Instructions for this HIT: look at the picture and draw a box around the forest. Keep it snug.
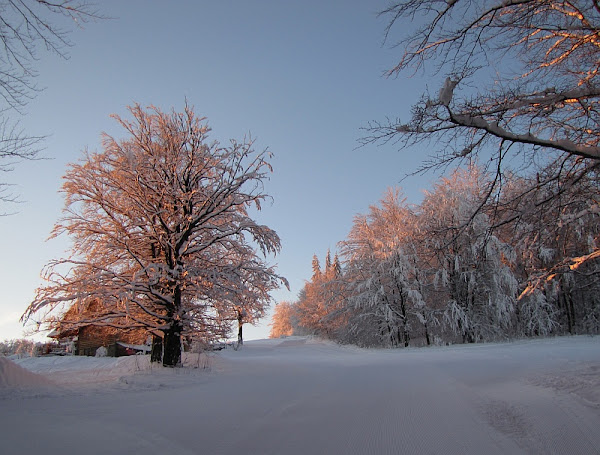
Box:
[271,165,600,347]
[270,1,600,348]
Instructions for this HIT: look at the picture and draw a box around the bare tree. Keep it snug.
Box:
[0,118,44,209]
[363,0,600,276]
[219,247,285,347]
[0,1,100,208]
[22,104,286,367]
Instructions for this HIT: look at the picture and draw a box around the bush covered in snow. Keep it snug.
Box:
[0,339,43,358]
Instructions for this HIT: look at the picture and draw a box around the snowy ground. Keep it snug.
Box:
[1,336,599,455]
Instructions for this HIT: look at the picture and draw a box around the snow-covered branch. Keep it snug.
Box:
[23,104,285,366]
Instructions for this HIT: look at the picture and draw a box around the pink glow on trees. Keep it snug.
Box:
[22,104,286,366]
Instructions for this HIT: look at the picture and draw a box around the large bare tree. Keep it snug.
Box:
[22,104,286,366]
[363,0,600,275]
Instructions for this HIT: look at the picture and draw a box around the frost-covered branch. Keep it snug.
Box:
[23,103,286,366]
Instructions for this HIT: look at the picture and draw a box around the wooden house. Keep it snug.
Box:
[48,299,151,357]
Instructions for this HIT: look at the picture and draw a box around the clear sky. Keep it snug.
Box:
[0,0,433,341]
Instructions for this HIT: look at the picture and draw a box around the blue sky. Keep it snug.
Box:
[0,0,434,341]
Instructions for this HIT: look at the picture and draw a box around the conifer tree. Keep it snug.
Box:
[311,254,321,280]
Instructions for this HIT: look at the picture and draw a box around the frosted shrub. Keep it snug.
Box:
[581,309,600,335]
[519,291,558,337]
[0,339,41,358]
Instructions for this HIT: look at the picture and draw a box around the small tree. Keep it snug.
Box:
[339,188,426,347]
[269,301,296,338]
[22,104,285,366]
[221,248,286,346]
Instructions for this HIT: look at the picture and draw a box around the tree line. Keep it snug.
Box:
[271,165,600,347]
[269,0,596,348]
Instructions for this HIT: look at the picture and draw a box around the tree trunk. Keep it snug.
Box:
[163,321,182,367]
[150,334,163,363]
[400,294,409,347]
[237,320,244,346]
[568,291,576,334]
[386,323,396,347]
[561,288,574,334]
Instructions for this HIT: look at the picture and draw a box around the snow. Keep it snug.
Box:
[438,77,458,106]
[1,336,599,454]
[0,357,54,389]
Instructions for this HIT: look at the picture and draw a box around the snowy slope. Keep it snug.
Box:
[1,336,599,454]
[0,357,54,389]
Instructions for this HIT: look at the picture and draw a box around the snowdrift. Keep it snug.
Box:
[0,357,53,388]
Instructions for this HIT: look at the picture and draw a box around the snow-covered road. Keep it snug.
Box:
[2,336,600,454]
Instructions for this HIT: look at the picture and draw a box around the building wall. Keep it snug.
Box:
[76,326,148,357]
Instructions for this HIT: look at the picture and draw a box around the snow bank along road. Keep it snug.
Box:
[1,336,600,454]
